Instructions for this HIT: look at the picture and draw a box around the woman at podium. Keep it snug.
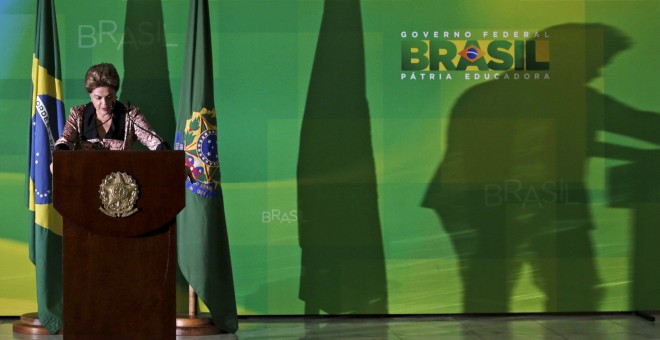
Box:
[53,63,169,151]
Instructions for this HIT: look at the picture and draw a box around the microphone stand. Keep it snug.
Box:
[125,101,169,150]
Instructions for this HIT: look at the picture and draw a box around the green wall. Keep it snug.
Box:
[1,0,659,315]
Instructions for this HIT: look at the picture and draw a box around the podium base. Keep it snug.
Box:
[176,314,221,336]
[12,312,62,335]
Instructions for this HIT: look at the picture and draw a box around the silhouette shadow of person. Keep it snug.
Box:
[423,23,660,313]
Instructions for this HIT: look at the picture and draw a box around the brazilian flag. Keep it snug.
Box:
[27,0,65,334]
[174,0,238,333]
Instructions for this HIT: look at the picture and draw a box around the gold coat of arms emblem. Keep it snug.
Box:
[99,172,139,217]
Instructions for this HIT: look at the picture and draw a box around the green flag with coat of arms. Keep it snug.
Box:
[174,0,238,333]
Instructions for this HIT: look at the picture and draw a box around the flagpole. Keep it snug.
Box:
[189,284,198,316]
[175,285,221,335]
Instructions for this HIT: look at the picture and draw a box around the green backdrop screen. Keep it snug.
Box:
[1,0,659,315]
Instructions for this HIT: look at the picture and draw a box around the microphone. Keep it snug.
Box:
[73,134,87,150]
[75,113,104,150]
[71,100,113,150]
[125,101,170,150]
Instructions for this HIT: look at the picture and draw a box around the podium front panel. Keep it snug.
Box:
[53,150,183,339]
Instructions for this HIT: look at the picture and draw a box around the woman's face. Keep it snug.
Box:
[89,86,117,116]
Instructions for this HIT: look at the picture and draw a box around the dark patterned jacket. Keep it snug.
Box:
[55,101,167,151]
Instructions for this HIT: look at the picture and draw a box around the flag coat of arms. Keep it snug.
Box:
[27,0,65,334]
[175,0,238,333]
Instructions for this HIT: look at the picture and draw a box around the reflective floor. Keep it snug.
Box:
[1,313,659,339]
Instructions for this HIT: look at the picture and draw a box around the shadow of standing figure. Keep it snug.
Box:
[120,0,176,148]
[297,0,388,315]
[423,23,660,313]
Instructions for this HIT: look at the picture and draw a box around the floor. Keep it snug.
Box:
[1,313,659,339]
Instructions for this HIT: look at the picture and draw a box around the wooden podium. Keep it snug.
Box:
[53,150,184,339]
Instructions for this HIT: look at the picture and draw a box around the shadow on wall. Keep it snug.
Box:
[608,146,660,310]
[297,0,389,315]
[423,23,660,313]
[120,0,176,149]
[120,0,188,311]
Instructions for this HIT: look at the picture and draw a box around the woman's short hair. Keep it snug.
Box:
[84,63,120,93]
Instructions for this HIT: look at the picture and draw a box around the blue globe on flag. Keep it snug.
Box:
[459,45,484,62]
